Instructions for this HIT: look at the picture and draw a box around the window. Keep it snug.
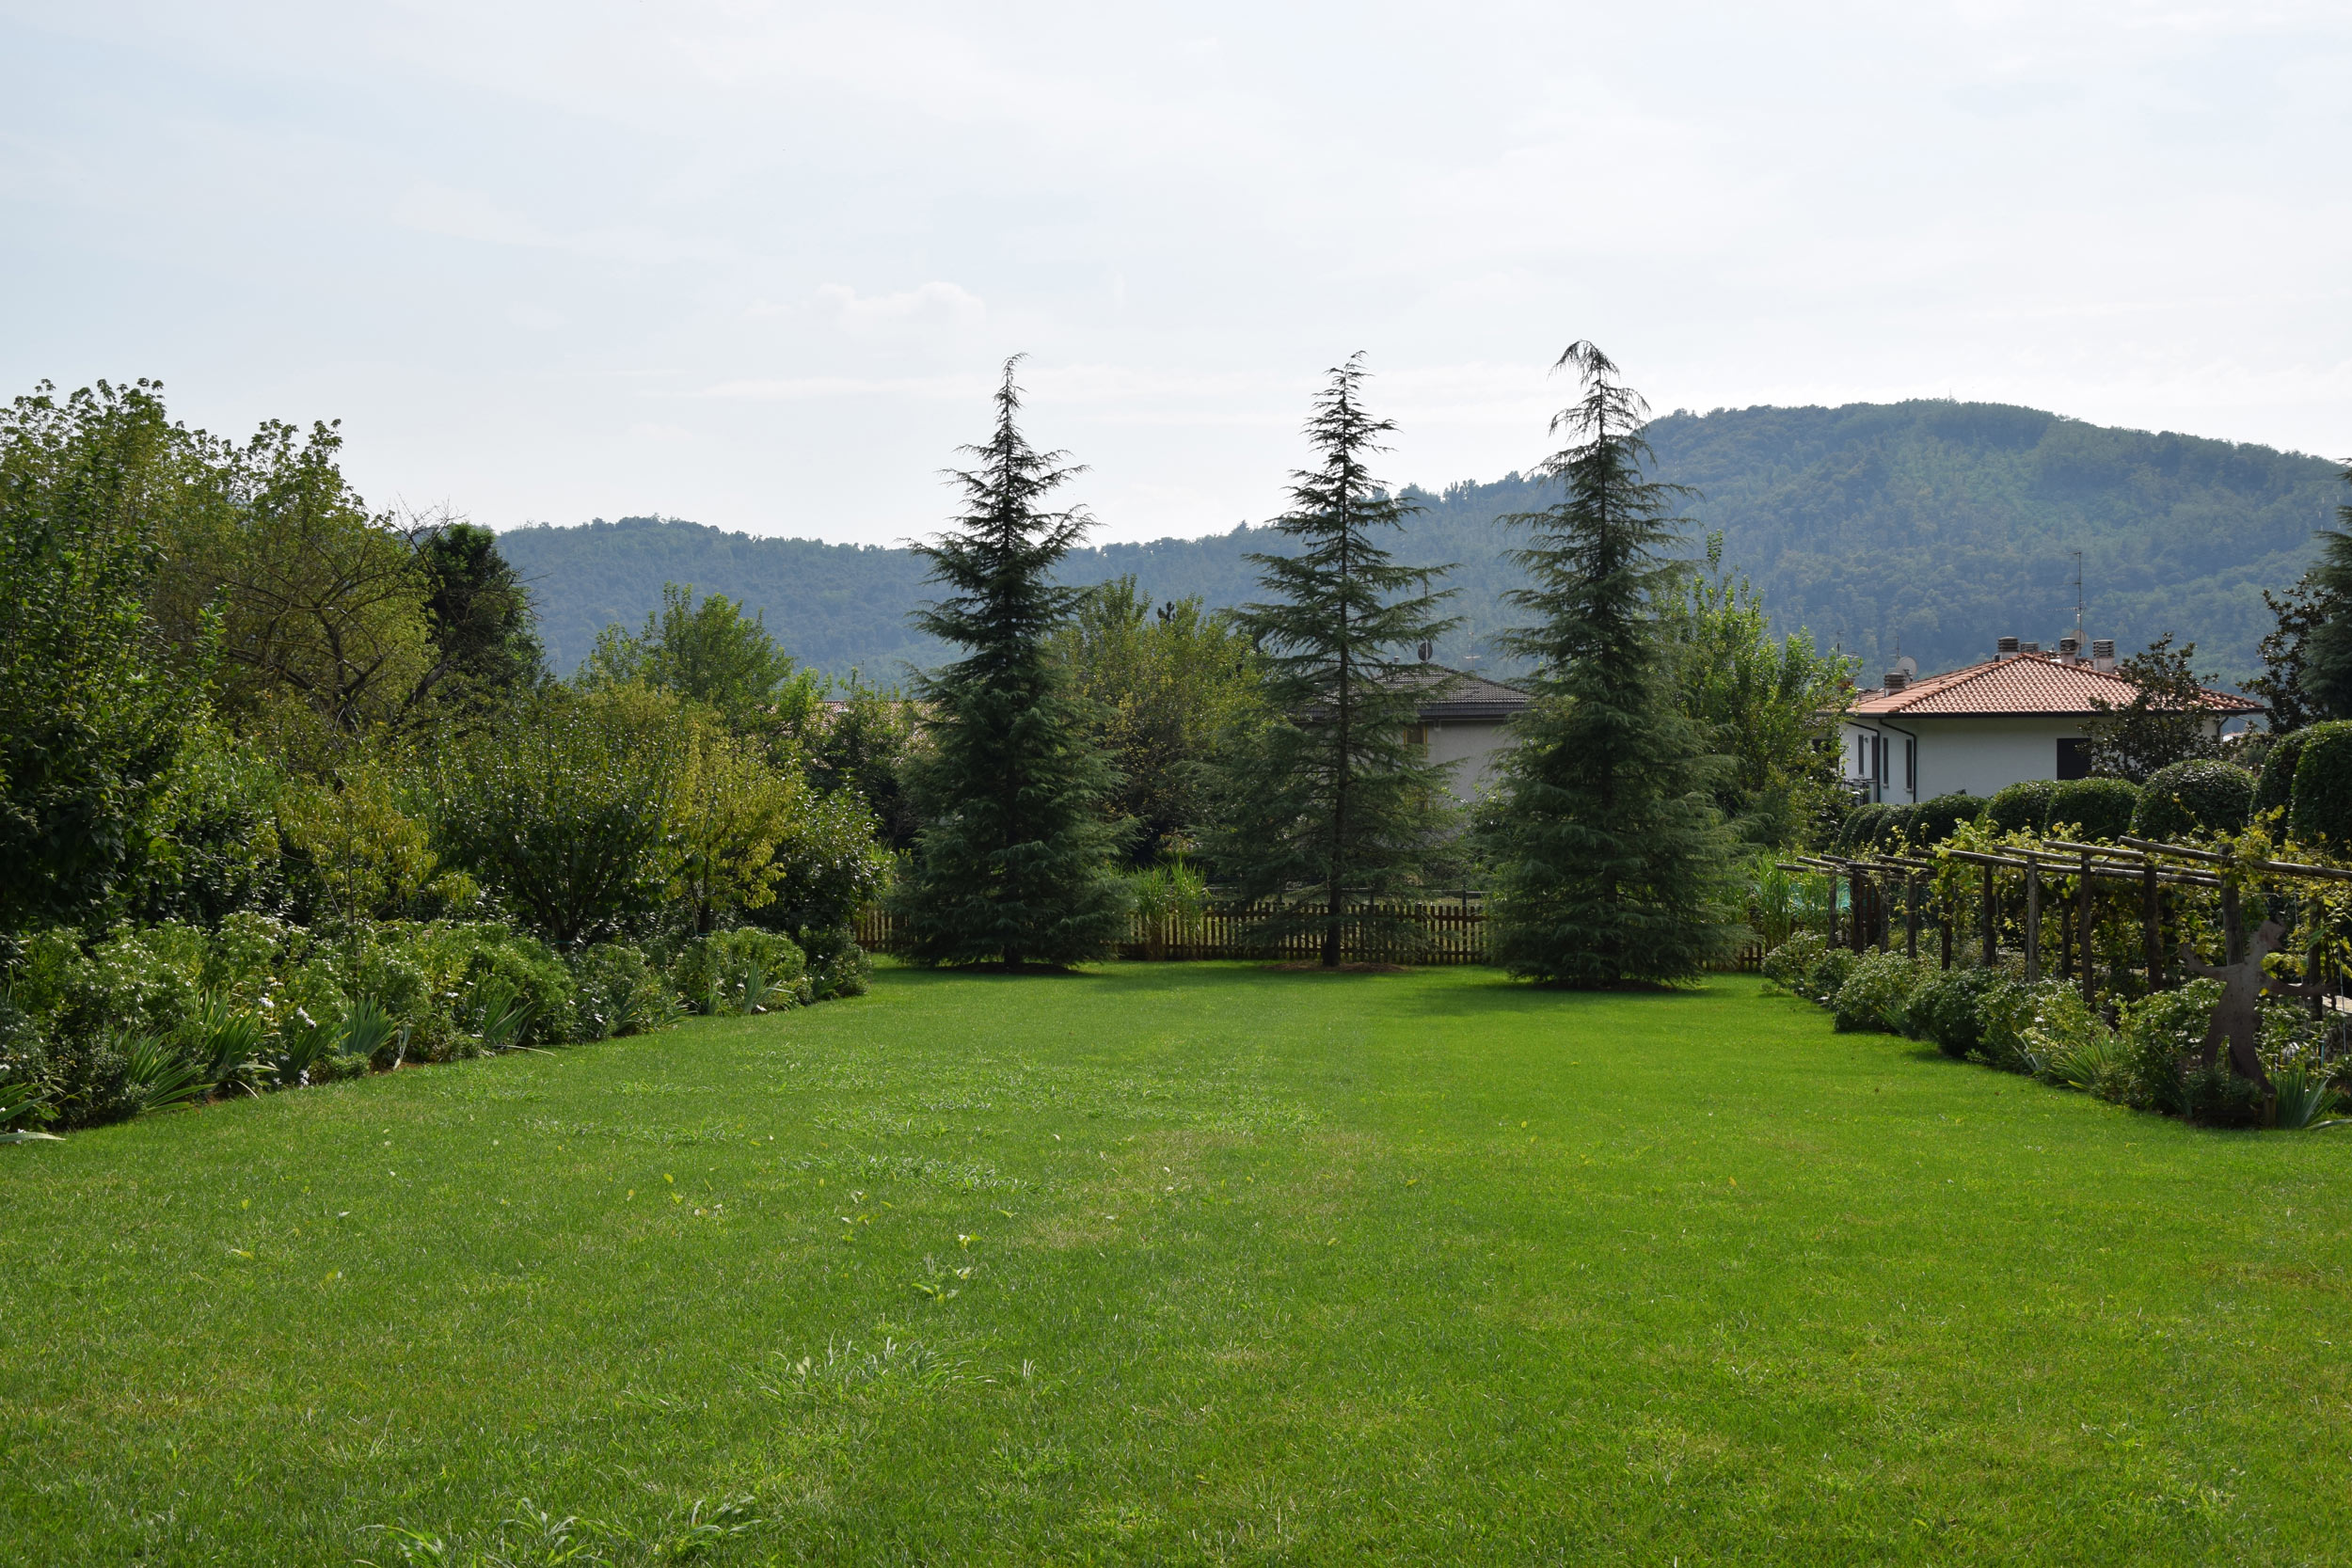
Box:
[1905,736,1915,794]
[2057,737,2090,780]
[1404,723,1429,753]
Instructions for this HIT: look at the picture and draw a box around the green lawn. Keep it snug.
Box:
[7,965,2352,1564]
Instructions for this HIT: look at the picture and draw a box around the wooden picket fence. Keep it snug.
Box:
[854,901,1764,971]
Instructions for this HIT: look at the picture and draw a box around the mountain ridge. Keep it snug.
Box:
[498,399,2345,686]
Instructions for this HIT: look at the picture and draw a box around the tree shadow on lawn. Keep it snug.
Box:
[1395,971,1742,1022]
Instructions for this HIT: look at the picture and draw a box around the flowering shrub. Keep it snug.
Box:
[1832,951,1933,1034]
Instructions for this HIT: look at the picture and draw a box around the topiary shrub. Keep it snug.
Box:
[2132,760,2255,843]
[2255,727,2312,820]
[1831,950,1932,1033]
[1906,964,2014,1059]
[1877,804,1921,849]
[2291,721,2352,850]
[1985,779,2057,835]
[1838,802,1894,851]
[1910,793,1981,847]
[2047,777,2140,843]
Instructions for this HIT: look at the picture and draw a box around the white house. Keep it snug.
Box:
[1391,665,1534,801]
[1840,635,2261,803]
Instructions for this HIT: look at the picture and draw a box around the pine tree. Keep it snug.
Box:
[1487,342,1740,986]
[1206,354,1457,966]
[897,358,1129,969]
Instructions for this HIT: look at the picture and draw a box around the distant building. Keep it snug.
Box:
[1390,665,1534,802]
[1840,635,2261,803]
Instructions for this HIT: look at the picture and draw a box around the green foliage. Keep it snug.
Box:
[740,787,885,1000]
[566,942,675,1041]
[2084,634,2227,783]
[1837,802,1894,850]
[0,380,199,933]
[1804,945,1859,1005]
[800,678,923,850]
[673,928,807,1016]
[1758,932,1827,994]
[1910,793,1983,847]
[2047,777,2140,842]
[1486,344,1740,986]
[1053,577,1264,863]
[130,719,290,927]
[897,361,1131,969]
[411,517,545,707]
[2293,471,2352,721]
[1659,532,1853,847]
[2289,721,2352,850]
[1984,780,2056,834]
[426,689,681,947]
[1206,355,1459,964]
[1831,950,1931,1033]
[2254,726,2311,818]
[1907,965,2014,1059]
[580,581,818,731]
[2131,759,2254,843]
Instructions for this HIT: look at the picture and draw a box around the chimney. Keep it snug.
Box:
[2058,634,2081,662]
[2092,638,2115,673]
[1883,670,1909,692]
[1997,635,2021,657]
[2020,641,2042,655]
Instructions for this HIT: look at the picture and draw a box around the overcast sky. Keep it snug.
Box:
[4,1,2346,546]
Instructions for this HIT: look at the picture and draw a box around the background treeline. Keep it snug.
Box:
[501,400,2344,684]
[0,381,893,1138]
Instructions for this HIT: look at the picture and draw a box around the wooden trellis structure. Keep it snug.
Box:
[1780,835,2352,1018]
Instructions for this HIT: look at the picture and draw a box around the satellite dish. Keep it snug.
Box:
[1896,656,1918,678]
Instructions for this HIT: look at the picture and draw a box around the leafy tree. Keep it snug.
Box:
[580,581,818,732]
[0,380,200,933]
[1053,577,1264,863]
[2263,465,2352,725]
[1485,342,1740,987]
[668,715,806,935]
[409,515,545,708]
[790,674,925,851]
[1660,531,1853,847]
[897,358,1130,969]
[743,787,892,999]
[2085,633,2226,782]
[425,688,681,946]
[149,417,435,746]
[1204,354,1458,965]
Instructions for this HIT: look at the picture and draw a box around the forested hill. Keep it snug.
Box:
[500,400,2346,685]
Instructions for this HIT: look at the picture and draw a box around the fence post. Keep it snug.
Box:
[2141,861,2163,992]
[2078,849,2095,1010]
[2024,855,2042,983]
[1981,864,1996,968]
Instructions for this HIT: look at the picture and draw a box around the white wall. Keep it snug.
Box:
[1842,716,2089,802]
[1427,720,1514,801]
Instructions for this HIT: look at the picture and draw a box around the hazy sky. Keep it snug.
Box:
[4,1,2346,546]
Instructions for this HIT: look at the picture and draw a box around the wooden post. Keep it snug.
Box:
[1905,875,1919,960]
[2025,855,2042,983]
[2141,862,2163,992]
[1981,864,1996,967]
[1939,880,1953,970]
[2221,879,2244,965]
[2078,849,2095,1009]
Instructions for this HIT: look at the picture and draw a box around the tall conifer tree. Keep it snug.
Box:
[1207,354,1457,966]
[898,358,1129,968]
[1487,342,1739,986]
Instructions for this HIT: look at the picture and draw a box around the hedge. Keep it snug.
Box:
[2292,722,2352,850]
[1984,779,2056,834]
[2047,777,2141,842]
[2255,727,2312,818]
[1911,792,1982,847]
[2132,760,2254,843]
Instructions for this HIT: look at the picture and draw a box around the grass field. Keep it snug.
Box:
[7,964,2352,1564]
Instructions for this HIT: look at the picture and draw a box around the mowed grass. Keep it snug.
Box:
[7,967,2352,1564]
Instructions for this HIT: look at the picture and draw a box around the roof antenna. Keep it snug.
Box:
[2072,549,2086,647]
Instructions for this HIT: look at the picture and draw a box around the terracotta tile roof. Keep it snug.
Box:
[1847,654,2262,719]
